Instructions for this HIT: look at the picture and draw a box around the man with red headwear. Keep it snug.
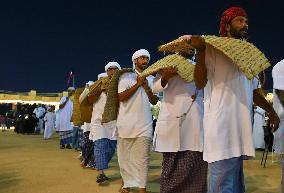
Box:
[219,6,248,39]
[180,7,279,193]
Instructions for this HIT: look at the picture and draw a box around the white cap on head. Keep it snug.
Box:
[272,59,284,90]
[97,72,108,80]
[132,49,150,69]
[67,87,75,91]
[86,81,94,86]
[105,62,121,72]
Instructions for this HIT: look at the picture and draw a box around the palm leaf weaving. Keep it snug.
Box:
[158,35,270,80]
[72,87,84,126]
[140,54,195,82]
[101,68,134,123]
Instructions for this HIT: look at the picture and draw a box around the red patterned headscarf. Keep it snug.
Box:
[219,7,248,37]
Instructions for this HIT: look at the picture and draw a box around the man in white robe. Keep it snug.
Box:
[43,106,56,139]
[152,56,207,192]
[57,87,74,149]
[272,59,284,192]
[180,7,279,193]
[88,62,121,183]
[33,104,46,134]
[117,49,159,193]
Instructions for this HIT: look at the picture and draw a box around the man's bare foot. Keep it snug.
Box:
[119,183,130,193]
[120,188,130,193]
[139,188,147,193]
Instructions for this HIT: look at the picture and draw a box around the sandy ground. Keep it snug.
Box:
[0,129,282,193]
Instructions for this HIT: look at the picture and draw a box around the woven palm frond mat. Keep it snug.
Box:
[80,77,111,123]
[140,54,195,82]
[101,68,134,123]
[78,79,102,122]
[100,77,111,93]
[88,78,103,94]
[79,92,93,123]
[72,87,84,126]
[159,35,271,80]
[80,79,102,107]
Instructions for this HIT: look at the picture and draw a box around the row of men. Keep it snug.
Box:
[55,6,284,193]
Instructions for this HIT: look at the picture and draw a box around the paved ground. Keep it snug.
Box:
[0,129,282,193]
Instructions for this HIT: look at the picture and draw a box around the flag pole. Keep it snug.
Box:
[73,74,75,88]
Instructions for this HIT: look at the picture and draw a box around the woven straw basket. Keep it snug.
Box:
[159,35,271,80]
[140,54,195,82]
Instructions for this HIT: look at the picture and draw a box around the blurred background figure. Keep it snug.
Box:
[0,114,6,131]
[43,106,56,140]
[253,106,266,149]
[33,104,46,134]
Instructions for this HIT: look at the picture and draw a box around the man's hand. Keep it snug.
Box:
[253,89,280,132]
[59,97,69,109]
[268,111,280,132]
[160,67,177,81]
[190,36,206,51]
[159,67,178,88]
[179,35,205,51]
[118,76,146,102]
[136,76,146,86]
[178,35,192,41]
[142,79,149,90]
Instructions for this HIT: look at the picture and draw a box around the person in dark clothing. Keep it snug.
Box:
[24,113,38,134]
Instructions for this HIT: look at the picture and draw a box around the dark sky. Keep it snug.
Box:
[1,0,283,92]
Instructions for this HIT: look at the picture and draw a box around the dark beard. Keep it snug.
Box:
[140,63,148,70]
[230,27,248,40]
[136,63,147,72]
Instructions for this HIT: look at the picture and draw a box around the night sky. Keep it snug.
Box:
[1,0,283,92]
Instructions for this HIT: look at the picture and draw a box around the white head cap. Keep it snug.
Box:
[97,72,108,80]
[67,87,75,91]
[105,62,121,72]
[272,59,284,90]
[86,81,94,87]
[131,49,150,69]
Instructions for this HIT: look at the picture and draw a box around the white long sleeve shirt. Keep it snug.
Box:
[116,72,154,138]
[203,45,259,163]
[272,59,284,154]
[90,92,117,141]
[57,96,73,131]
[153,75,204,152]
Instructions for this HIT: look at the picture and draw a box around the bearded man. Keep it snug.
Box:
[116,49,159,193]
[180,7,279,193]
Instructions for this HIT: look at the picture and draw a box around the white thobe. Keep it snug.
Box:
[203,45,259,163]
[252,107,265,148]
[272,59,284,154]
[56,96,73,131]
[116,72,154,138]
[33,107,46,132]
[90,92,117,141]
[43,112,56,139]
[82,122,91,133]
[153,75,204,152]
[33,107,46,119]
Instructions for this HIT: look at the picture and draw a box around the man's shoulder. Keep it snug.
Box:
[273,59,284,76]
[119,72,136,80]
